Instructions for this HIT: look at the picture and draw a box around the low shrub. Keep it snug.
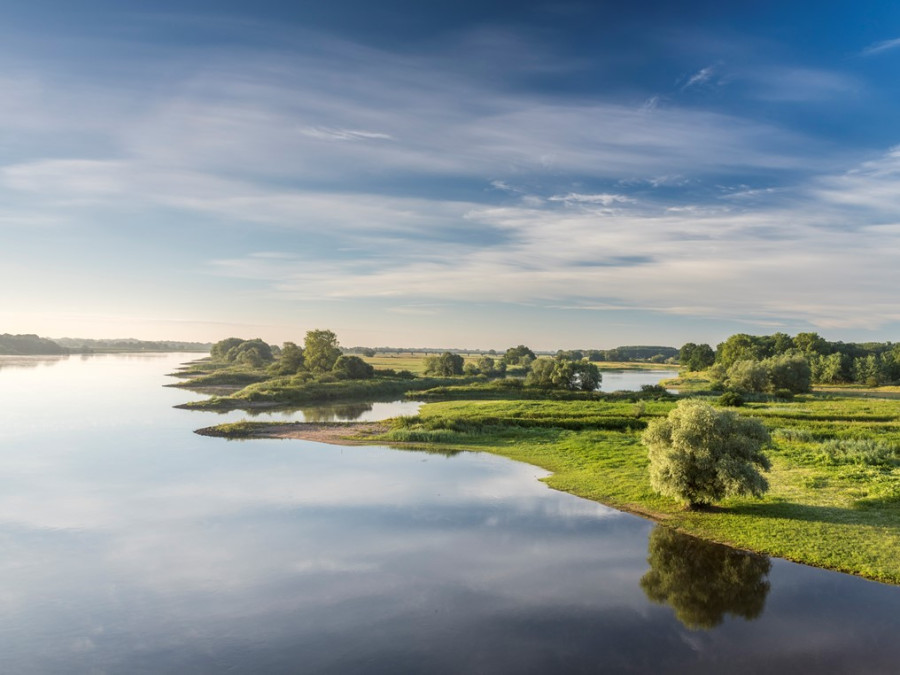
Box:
[814,439,900,467]
[718,391,745,407]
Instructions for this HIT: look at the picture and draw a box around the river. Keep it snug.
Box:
[1,353,898,673]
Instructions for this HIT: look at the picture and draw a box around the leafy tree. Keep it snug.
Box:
[424,351,465,376]
[725,359,769,393]
[332,355,375,380]
[360,348,377,358]
[771,332,795,355]
[270,341,304,375]
[526,358,556,387]
[210,337,245,361]
[715,334,764,369]
[235,347,265,367]
[573,360,601,391]
[476,355,502,376]
[526,356,600,391]
[793,332,829,357]
[503,344,536,365]
[766,354,811,393]
[852,353,890,386]
[640,526,771,630]
[216,338,274,365]
[810,352,847,384]
[679,343,715,371]
[304,330,342,373]
[642,400,771,508]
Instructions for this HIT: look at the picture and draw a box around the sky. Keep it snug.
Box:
[3,0,900,350]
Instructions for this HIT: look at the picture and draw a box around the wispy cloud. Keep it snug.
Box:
[861,36,900,56]
[682,65,717,90]
[548,193,633,206]
[298,127,394,141]
[200,143,900,331]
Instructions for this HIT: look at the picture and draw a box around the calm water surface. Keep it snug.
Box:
[1,354,899,674]
[598,368,677,392]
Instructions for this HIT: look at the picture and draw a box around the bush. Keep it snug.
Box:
[718,391,744,407]
[815,439,899,467]
[332,355,375,380]
[424,352,465,376]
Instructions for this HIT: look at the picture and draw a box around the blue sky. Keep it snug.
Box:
[3,1,900,349]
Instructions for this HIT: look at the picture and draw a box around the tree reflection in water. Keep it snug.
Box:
[640,525,771,630]
[299,402,373,423]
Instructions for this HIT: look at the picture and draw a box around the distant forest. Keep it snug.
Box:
[0,334,211,355]
[0,334,68,355]
[346,345,679,362]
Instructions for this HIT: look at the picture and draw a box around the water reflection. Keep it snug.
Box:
[209,399,424,424]
[597,369,677,392]
[291,401,374,422]
[640,526,771,630]
[0,355,69,371]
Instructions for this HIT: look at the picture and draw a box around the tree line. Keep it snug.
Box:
[679,332,900,392]
[210,331,377,382]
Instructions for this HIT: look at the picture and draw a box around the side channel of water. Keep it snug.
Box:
[0,354,898,674]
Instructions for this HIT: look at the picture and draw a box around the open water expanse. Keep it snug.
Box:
[2,353,900,674]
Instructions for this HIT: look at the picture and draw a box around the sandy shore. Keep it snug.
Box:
[196,422,388,445]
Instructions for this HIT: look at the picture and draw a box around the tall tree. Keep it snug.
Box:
[304,330,342,373]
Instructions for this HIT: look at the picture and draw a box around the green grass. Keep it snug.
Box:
[369,394,900,584]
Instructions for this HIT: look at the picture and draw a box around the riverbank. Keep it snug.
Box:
[198,394,900,585]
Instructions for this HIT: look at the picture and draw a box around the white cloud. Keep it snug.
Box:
[682,65,716,89]
[298,126,394,141]
[861,36,900,56]
[201,144,900,331]
[548,192,633,206]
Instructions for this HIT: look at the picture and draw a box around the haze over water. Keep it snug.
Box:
[0,353,898,673]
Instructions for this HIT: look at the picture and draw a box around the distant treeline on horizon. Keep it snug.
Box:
[0,334,212,355]
[345,345,679,362]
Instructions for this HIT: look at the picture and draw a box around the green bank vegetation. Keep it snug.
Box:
[177,333,671,410]
[362,392,900,583]
[185,329,900,583]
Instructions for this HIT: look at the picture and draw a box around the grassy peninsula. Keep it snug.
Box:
[184,331,900,584]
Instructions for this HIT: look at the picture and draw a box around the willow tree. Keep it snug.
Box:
[642,399,771,509]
